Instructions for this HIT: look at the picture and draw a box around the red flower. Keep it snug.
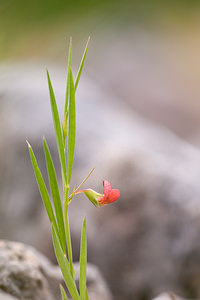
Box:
[76,180,120,207]
[97,180,120,206]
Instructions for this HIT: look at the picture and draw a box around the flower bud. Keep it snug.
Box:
[82,189,103,207]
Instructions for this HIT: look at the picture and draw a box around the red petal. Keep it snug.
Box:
[107,189,120,203]
[99,189,120,206]
[103,180,111,197]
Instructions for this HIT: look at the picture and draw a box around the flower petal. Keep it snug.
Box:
[108,189,120,203]
[98,189,120,206]
[103,180,111,197]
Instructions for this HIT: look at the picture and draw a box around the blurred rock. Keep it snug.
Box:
[0,291,19,300]
[152,292,189,300]
[0,240,112,300]
[1,64,200,299]
[0,240,58,300]
[91,34,200,146]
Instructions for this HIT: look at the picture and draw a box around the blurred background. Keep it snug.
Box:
[2,0,200,142]
[1,1,200,299]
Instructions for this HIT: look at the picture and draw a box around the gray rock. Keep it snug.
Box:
[0,291,19,300]
[0,240,112,300]
[152,292,190,300]
[2,63,200,299]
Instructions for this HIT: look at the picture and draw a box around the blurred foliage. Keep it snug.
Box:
[0,0,200,60]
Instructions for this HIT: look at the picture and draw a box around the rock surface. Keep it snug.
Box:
[0,291,19,300]
[1,64,200,299]
[0,240,112,300]
[152,292,189,300]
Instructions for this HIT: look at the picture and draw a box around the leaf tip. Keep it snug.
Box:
[26,140,31,148]
[46,69,50,81]
[42,137,47,149]
[83,216,86,226]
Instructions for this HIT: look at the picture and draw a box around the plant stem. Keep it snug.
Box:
[64,188,74,278]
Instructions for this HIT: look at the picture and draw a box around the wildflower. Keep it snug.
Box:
[76,180,120,207]
[98,180,120,206]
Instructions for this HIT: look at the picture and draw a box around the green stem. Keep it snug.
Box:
[64,191,74,278]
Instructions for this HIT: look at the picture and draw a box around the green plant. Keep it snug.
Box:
[27,38,120,300]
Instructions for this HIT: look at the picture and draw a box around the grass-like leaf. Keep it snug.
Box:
[43,138,66,253]
[60,284,69,300]
[67,68,76,186]
[79,217,87,300]
[52,224,80,300]
[75,37,90,91]
[47,70,67,185]
[63,37,89,143]
[64,37,72,116]
[62,111,68,142]
[27,141,59,237]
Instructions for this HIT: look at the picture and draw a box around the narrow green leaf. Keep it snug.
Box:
[67,69,76,185]
[27,141,59,235]
[52,224,80,300]
[46,70,67,185]
[75,37,90,91]
[80,217,87,300]
[43,138,66,253]
[64,37,72,115]
[62,111,68,142]
[60,285,69,300]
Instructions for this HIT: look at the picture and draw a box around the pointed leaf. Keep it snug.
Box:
[67,69,76,185]
[60,285,69,300]
[43,138,66,252]
[27,142,59,236]
[46,70,67,184]
[52,224,80,300]
[80,217,87,300]
[75,37,90,91]
[64,37,72,115]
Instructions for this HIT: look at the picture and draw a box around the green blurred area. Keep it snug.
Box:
[1,0,200,61]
